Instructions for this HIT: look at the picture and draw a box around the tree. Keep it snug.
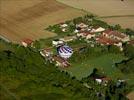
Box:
[114,24,121,30]
[125,28,134,36]
[123,44,134,58]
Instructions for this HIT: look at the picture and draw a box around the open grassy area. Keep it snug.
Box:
[65,53,127,80]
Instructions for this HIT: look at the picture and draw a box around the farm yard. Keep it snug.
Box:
[57,0,134,29]
[0,0,85,43]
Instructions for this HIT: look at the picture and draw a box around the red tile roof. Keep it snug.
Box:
[103,29,112,34]
[80,31,94,36]
[97,35,120,45]
[104,30,126,39]
[22,39,33,45]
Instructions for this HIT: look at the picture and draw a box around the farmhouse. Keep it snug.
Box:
[59,23,68,32]
[91,26,105,33]
[95,77,111,86]
[76,23,88,31]
[103,30,129,42]
[21,38,33,47]
[60,35,77,42]
[40,48,53,57]
[77,31,95,39]
[96,35,122,46]
[52,55,70,67]
[52,39,64,47]
[86,33,96,39]
[77,31,89,38]
[60,23,68,28]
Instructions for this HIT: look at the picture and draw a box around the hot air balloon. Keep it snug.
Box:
[57,45,73,59]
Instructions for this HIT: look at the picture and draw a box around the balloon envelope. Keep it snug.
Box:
[58,45,73,59]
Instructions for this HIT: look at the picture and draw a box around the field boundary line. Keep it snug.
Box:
[99,15,134,18]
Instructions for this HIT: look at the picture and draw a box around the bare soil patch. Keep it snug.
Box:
[127,92,134,100]
[100,17,134,29]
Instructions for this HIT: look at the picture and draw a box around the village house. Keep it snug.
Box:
[60,23,68,32]
[103,30,130,42]
[60,35,77,42]
[74,29,79,33]
[96,35,123,50]
[77,31,89,38]
[52,55,70,67]
[77,31,95,39]
[52,39,64,47]
[60,23,68,28]
[91,26,105,33]
[95,77,111,86]
[21,38,33,47]
[40,48,53,62]
[86,32,96,40]
[61,28,67,32]
[76,23,88,31]
[40,48,53,58]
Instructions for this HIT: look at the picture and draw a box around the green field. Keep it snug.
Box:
[65,54,127,80]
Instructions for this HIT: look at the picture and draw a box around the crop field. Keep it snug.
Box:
[100,17,134,29]
[0,0,85,43]
[57,0,134,29]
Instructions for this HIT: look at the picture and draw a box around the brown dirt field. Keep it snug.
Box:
[101,17,134,29]
[57,0,134,29]
[127,91,134,100]
[0,0,85,43]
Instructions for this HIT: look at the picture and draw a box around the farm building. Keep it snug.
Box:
[77,31,95,39]
[76,23,88,31]
[52,55,70,67]
[95,77,111,86]
[40,48,53,57]
[60,23,68,28]
[103,30,130,42]
[60,35,77,42]
[91,26,105,33]
[21,38,33,47]
[52,39,64,47]
[96,35,122,46]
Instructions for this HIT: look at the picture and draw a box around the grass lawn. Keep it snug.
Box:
[65,53,127,80]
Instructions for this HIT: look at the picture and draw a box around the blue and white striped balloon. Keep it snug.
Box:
[58,45,73,59]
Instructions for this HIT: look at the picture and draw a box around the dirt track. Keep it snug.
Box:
[0,0,85,43]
